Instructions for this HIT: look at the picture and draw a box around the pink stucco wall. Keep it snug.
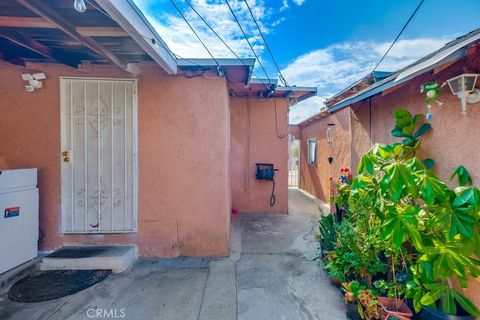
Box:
[230,98,289,214]
[0,61,231,258]
[299,108,351,203]
[288,124,300,138]
[299,54,480,201]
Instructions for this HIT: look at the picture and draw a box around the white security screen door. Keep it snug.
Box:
[60,78,138,233]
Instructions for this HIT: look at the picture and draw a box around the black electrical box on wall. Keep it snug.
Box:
[255,163,277,181]
[255,163,279,207]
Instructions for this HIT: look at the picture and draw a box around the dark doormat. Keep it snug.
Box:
[8,270,111,302]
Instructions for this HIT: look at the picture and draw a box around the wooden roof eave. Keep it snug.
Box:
[14,0,139,74]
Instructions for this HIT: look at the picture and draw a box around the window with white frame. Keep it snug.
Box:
[307,139,317,164]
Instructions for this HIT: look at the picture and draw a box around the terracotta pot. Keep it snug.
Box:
[378,297,413,320]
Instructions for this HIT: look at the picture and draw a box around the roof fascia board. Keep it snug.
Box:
[328,78,396,113]
[95,0,177,75]
[177,58,255,67]
[395,32,480,82]
[178,58,255,85]
[395,48,466,83]
[249,78,278,87]
[276,86,317,92]
[328,46,467,114]
[296,109,328,126]
[297,91,317,102]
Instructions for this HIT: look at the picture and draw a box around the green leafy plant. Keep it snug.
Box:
[324,216,387,286]
[316,214,337,256]
[342,281,380,319]
[351,108,480,317]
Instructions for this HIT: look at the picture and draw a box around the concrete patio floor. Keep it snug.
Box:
[0,188,346,320]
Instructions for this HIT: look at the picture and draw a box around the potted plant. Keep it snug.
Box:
[374,280,412,320]
[324,217,387,287]
[343,281,381,319]
[349,109,480,319]
[320,108,480,319]
[333,168,353,223]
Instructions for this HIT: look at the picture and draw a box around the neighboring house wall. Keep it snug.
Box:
[230,98,289,214]
[297,53,480,305]
[288,124,300,138]
[0,61,231,258]
[299,108,351,203]
[298,53,480,204]
[350,56,480,187]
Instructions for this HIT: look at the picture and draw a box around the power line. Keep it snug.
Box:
[224,0,272,85]
[182,0,269,87]
[242,0,290,88]
[85,0,206,68]
[372,0,425,72]
[168,0,221,69]
[84,0,269,93]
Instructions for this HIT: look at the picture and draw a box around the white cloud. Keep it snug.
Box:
[133,0,273,59]
[289,96,325,124]
[132,1,452,124]
[292,0,306,5]
[280,0,306,11]
[285,36,453,123]
[283,37,451,93]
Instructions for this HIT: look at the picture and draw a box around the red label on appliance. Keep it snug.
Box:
[4,207,20,218]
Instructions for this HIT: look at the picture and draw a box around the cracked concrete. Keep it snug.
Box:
[236,189,346,320]
[0,188,345,320]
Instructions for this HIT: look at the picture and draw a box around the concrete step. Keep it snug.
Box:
[39,246,137,273]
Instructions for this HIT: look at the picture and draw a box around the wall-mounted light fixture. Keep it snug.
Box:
[446,73,479,115]
[21,73,46,92]
[327,123,335,148]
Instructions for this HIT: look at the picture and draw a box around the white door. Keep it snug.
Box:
[60,78,138,233]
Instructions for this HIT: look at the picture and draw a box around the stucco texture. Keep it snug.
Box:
[348,56,480,188]
[298,108,351,204]
[230,98,289,214]
[0,61,231,258]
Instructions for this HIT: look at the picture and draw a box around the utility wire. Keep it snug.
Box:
[372,0,425,72]
[224,0,272,85]
[85,0,270,94]
[85,0,207,69]
[273,99,286,139]
[169,0,221,68]
[327,0,425,104]
[242,0,290,89]
[183,0,269,87]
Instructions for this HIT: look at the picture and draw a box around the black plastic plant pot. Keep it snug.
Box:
[346,303,362,320]
[334,203,346,224]
[413,306,475,320]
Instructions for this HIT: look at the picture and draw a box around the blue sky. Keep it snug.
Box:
[132,0,480,123]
